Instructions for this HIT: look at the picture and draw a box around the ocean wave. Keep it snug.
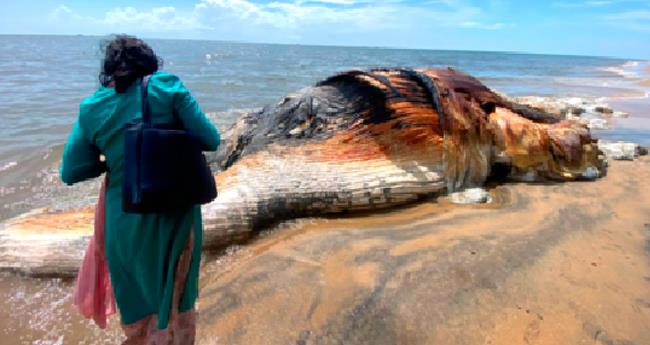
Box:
[623,61,640,68]
[0,161,17,172]
[598,60,642,79]
[206,107,262,121]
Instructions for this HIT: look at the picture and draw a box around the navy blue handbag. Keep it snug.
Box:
[122,76,217,213]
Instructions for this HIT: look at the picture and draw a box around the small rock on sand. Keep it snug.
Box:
[598,140,648,161]
[582,117,608,129]
[514,96,627,124]
[449,188,492,204]
[513,96,579,118]
[594,106,613,115]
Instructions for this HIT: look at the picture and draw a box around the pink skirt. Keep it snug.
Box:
[73,176,197,344]
[73,176,116,329]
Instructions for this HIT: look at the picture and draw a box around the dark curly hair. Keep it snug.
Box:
[99,35,162,93]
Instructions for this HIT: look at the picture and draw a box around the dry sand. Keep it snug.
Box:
[196,158,650,345]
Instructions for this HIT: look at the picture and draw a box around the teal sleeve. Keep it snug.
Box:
[173,79,220,151]
[59,118,106,185]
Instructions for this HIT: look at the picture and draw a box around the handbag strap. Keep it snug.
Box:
[140,74,181,125]
[141,75,152,124]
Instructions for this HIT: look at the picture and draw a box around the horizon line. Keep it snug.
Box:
[0,33,644,62]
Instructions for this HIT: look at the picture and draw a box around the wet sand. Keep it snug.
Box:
[196,158,650,345]
[0,272,124,344]
[594,97,650,146]
[642,66,650,87]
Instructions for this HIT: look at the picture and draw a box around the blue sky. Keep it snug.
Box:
[1,0,649,59]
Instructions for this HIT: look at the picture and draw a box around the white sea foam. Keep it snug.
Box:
[598,60,641,79]
[623,61,640,68]
[0,161,17,172]
[514,94,636,130]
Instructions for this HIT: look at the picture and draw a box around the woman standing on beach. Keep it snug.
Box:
[60,35,220,344]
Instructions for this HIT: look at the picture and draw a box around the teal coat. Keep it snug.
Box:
[60,72,220,329]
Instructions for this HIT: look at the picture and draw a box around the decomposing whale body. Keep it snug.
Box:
[0,68,605,275]
[202,68,604,243]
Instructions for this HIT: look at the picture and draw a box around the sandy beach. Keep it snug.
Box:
[195,157,650,345]
[0,35,648,344]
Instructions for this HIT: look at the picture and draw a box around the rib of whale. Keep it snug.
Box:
[0,68,605,276]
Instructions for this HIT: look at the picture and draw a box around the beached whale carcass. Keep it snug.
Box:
[202,68,605,241]
[0,68,605,275]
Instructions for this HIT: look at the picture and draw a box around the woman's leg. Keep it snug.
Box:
[120,229,196,345]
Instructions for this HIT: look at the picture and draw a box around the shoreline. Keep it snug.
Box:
[594,96,650,146]
[637,63,650,89]
[639,65,650,87]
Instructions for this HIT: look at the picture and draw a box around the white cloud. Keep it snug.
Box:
[296,0,357,4]
[194,0,508,31]
[552,1,613,8]
[459,21,508,30]
[552,0,650,8]
[102,7,204,31]
[607,10,650,20]
[44,0,511,43]
[48,5,74,18]
[47,4,206,34]
[605,10,650,31]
